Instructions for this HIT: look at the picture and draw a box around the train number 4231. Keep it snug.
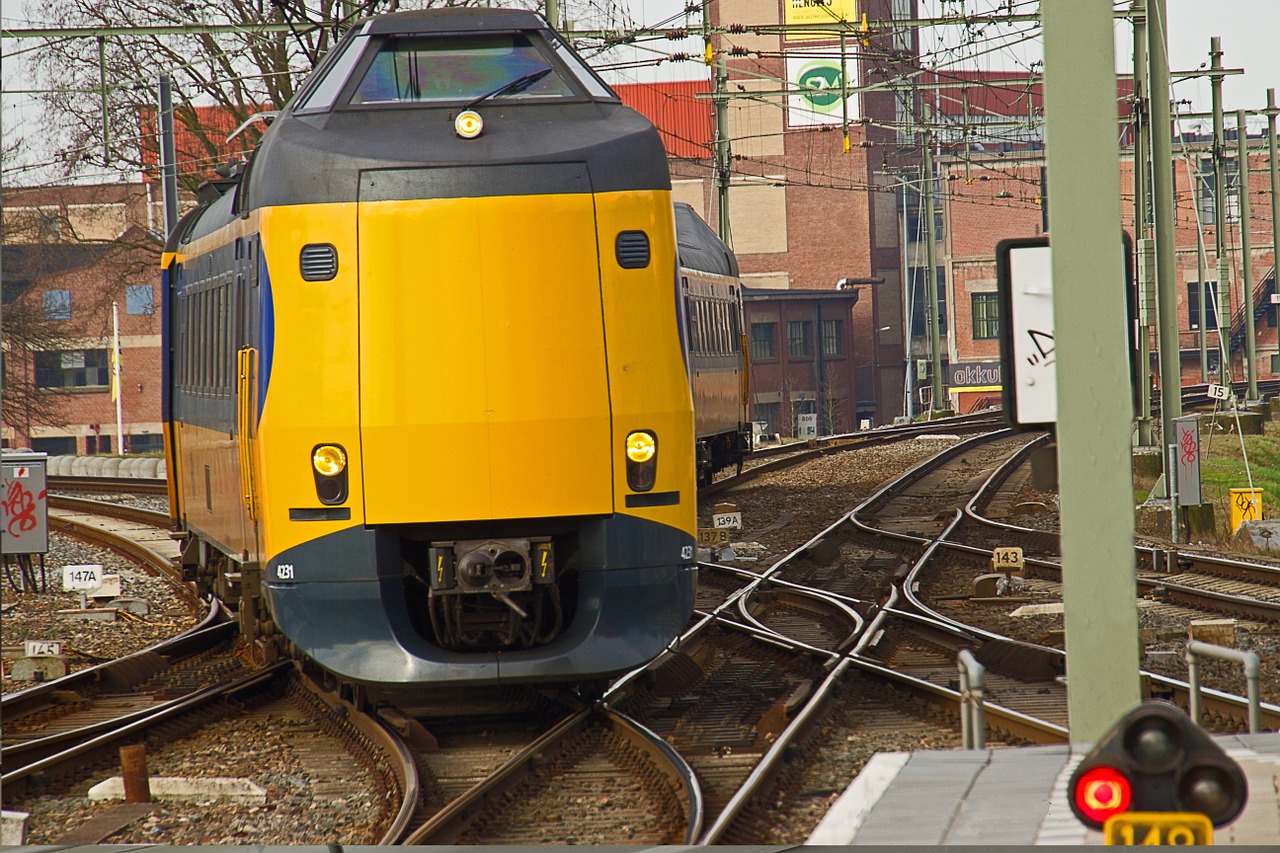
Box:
[1103,812,1212,846]
[276,564,295,580]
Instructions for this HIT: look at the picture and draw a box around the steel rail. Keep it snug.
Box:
[2,600,227,718]
[2,662,291,794]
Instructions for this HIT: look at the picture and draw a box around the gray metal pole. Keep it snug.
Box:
[1269,89,1280,366]
[922,124,944,413]
[1043,0,1142,743]
[1210,38,1233,380]
[713,60,732,246]
[158,75,179,237]
[1237,109,1257,399]
[1148,0,1181,458]
[1132,0,1154,445]
[1198,240,1209,379]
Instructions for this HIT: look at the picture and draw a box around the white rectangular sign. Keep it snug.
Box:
[62,564,103,591]
[1207,383,1232,401]
[24,640,64,657]
[712,512,743,530]
[786,49,858,127]
[1007,244,1057,425]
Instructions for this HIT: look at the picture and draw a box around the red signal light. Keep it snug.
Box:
[1074,765,1133,824]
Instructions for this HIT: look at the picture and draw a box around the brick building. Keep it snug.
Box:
[614,0,934,430]
[2,217,165,454]
[743,287,863,436]
[939,144,1278,414]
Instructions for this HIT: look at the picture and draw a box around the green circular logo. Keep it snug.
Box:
[797,62,844,112]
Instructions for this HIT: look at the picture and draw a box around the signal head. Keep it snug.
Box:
[1067,701,1248,830]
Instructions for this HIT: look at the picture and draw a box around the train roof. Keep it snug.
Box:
[359,7,548,35]
[674,203,739,278]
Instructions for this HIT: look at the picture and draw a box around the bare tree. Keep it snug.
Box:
[27,0,499,188]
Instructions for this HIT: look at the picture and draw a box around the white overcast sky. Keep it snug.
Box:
[607,0,1279,119]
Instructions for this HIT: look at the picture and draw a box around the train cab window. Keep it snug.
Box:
[294,33,370,113]
[546,31,615,99]
[349,34,575,105]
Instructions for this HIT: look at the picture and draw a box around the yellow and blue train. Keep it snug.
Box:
[161,7,745,696]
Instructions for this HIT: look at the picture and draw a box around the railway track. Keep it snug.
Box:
[13,410,1280,844]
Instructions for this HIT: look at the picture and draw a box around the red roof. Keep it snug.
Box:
[138,104,272,183]
[614,80,712,159]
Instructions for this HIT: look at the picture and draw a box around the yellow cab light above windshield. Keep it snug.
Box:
[454,110,484,139]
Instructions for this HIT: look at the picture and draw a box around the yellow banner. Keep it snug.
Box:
[786,0,858,41]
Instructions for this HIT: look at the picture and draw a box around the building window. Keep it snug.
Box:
[126,285,155,315]
[43,290,71,320]
[34,349,109,389]
[972,292,1000,340]
[1187,282,1220,331]
[86,435,112,454]
[754,401,780,434]
[900,179,946,242]
[1197,157,1238,226]
[908,267,948,338]
[31,436,76,456]
[128,434,165,454]
[787,320,813,358]
[750,322,776,360]
[822,319,842,357]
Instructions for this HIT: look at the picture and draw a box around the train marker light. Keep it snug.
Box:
[454,110,483,138]
[312,445,347,476]
[1067,700,1247,832]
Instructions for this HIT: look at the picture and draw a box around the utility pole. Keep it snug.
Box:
[1210,38,1232,376]
[713,60,731,245]
[1236,109,1257,399]
[1269,90,1280,314]
[1042,0,1141,744]
[1147,0,1181,479]
[921,116,944,414]
[1131,0,1154,446]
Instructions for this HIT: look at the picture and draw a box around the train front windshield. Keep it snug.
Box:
[350,34,576,105]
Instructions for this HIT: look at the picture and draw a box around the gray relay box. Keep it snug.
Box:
[2,451,49,556]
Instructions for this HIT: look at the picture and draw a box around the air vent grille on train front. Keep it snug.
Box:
[615,231,650,269]
[300,243,338,281]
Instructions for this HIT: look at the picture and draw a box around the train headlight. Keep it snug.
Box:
[625,431,657,492]
[312,445,347,476]
[626,431,656,463]
[311,444,349,506]
[454,110,484,139]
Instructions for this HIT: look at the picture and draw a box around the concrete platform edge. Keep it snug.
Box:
[805,751,910,844]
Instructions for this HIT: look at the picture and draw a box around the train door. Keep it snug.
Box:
[234,236,263,565]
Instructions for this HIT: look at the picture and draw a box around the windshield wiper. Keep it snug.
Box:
[464,66,553,109]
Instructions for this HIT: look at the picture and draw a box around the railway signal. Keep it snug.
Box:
[1068,701,1248,841]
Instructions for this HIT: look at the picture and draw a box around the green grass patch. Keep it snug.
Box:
[1194,426,1279,538]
